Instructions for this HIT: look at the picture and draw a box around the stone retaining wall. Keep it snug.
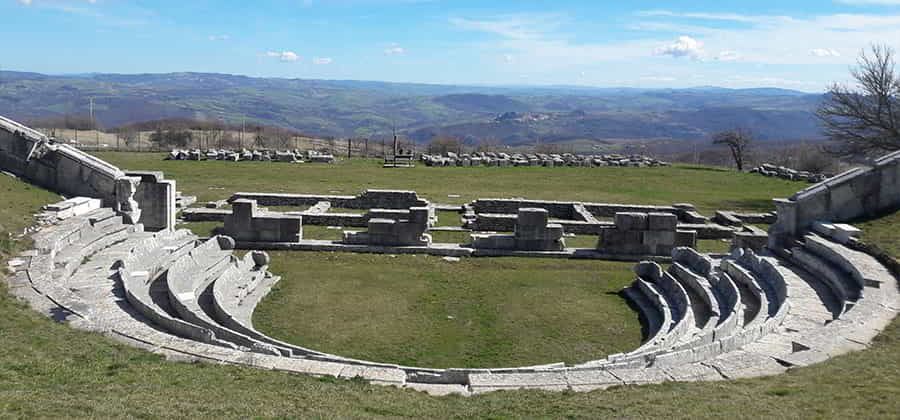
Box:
[769,150,900,247]
[0,115,176,231]
[230,189,428,210]
[471,198,680,220]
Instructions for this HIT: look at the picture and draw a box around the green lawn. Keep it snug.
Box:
[0,175,60,259]
[1,162,898,418]
[857,209,900,258]
[95,153,804,214]
[435,210,462,227]
[254,253,641,368]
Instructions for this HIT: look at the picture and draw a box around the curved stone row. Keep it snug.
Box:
[6,205,898,396]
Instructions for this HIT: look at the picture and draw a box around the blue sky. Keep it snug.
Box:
[4,0,900,91]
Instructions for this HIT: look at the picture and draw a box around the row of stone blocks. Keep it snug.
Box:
[343,207,432,247]
[7,201,897,396]
[471,208,566,251]
[598,212,696,256]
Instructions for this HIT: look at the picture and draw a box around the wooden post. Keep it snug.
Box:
[347,138,352,159]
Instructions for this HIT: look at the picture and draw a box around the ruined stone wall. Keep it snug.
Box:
[225,200,302,243]
[230,189,428,210]
[769,150,900,247]
[598,212,696,256]
[471,208,565,251]
[0,116,176,231]
[582,203,679,218]
[0,126,122,206]
[125,171,177,232]
[471,198,680,221]
[469,213,613,234]
[472,199,580,219]
[298,213,368,227]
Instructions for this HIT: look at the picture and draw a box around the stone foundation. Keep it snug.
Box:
[472,208,566,251]
[224,199,302,243]
[598,212,697,256]
[343,207,431,246]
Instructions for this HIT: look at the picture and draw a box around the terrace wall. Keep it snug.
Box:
[769,150,900,247]
[0,115,177,231]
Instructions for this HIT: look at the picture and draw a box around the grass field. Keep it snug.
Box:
[1,159,898,418]
[95,153,803,213]
[254,253,641,368]
[858,209,900,258]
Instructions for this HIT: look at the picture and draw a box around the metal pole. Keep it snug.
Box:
[347,138,351,159]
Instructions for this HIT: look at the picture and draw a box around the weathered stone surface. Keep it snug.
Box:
[566,369,622,391]
[251,251,271,267]
[599,212,697,256]
[615,212,649,231]
[648,212,678,231]
[225,199,303,243]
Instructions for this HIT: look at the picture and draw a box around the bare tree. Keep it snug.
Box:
[712,129,753,171]
[427,135,463,154]
[475,137,501,153]
[817,44,900,158]
[205,122,225,149]
[271,127,293,149]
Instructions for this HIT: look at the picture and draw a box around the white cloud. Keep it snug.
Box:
[449,14,564,40]
[446,9,900,88]
[810,48,841,57]
[18,0,33,5]
[384,44,405,55]
[280,51,299,62]
[208,34,230,41]
[265,51,300,62]
[634,10,900,65]
[503,53,515,63]
[312,57,333,65]
[716,50,741,61]
[637,10,763,23]
[655,36,705,60]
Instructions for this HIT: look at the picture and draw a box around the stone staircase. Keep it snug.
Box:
[6,204,898,397]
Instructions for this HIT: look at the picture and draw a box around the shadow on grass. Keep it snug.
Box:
[611,290,649,342]
[848,205,900,224]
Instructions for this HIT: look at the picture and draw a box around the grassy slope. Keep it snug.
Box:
[857,209,900,258]
[0,162,898,418]
[254,254,641,368]
[94,153,802,214]
[0,176,60,258]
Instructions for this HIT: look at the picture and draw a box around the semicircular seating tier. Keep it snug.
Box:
[3,116,898,396]
[9,203,897,396]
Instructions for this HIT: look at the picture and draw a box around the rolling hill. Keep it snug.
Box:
[0,71,826,144]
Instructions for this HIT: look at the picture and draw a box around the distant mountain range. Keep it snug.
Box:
[0,71,826,144]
